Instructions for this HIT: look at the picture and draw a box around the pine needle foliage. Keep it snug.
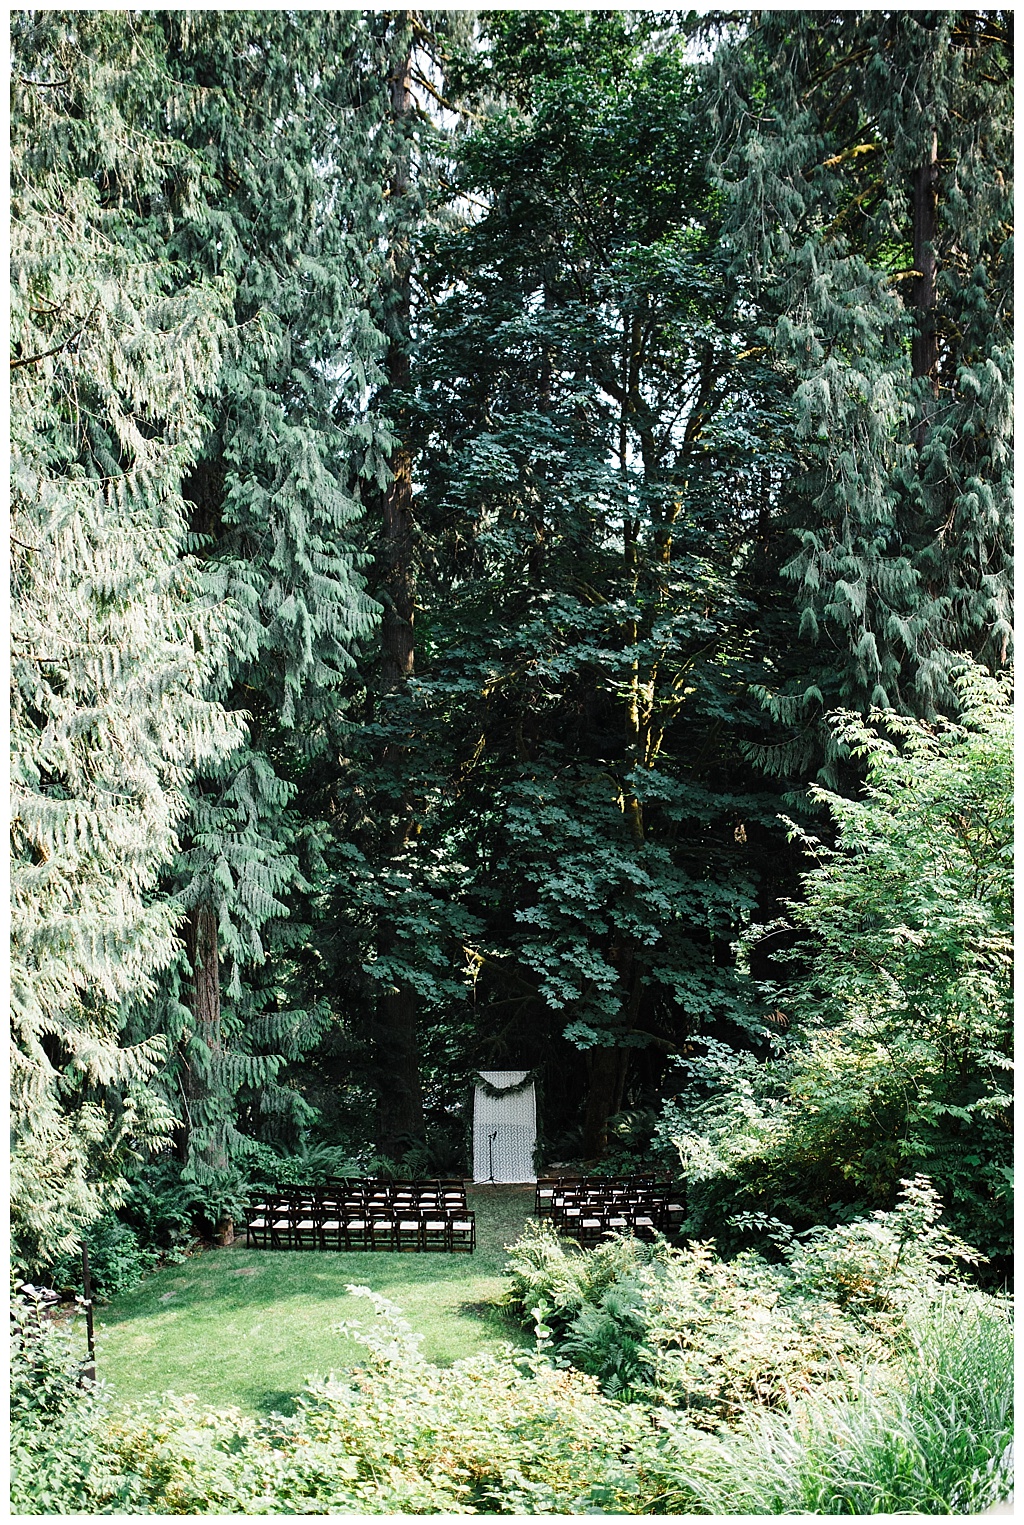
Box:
[131,12,394,1181]
[711,11,1012,721]
[10,12,244,1265]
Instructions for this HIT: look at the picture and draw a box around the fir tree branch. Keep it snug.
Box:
[410,68,485,125]
[10,304,99,370]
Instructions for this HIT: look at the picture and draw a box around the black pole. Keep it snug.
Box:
[80,1240,96,1383]
[488,1129,498,1183]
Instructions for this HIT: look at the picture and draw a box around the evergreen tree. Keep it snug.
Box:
[10,12,242,1263]
[712,10,1012,724]
[134,12,392,1183]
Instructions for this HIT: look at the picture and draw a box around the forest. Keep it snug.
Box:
[10,8,1013,1516]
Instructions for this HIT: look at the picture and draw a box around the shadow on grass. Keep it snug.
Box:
[254,1388,303,1417]
[100,1254,500,1325]
[455,1298,524,1335]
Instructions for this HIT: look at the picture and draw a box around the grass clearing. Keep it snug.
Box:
[94,1185,535,1415]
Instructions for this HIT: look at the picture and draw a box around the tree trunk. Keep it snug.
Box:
[179,899,229,1175]
[912,129,939,449]
[582,1046,629,1159]
[373,20,424,1157]
[381,39,415,691]
[371,982,424,1157]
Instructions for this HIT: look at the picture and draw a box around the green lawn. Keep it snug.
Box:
[94,1186,535,1415]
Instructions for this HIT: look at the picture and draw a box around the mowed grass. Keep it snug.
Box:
[95,1186,535,1416]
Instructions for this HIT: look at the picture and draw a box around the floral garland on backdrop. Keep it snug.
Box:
[473,1068,541,1100]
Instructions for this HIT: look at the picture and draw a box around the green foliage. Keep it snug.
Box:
[11,9,1014,1408]
[11,12,394,1203]
[46,1216,161,1302]
[712,11,1012,716]
[10,11,243,1268]
[504,1179,996,1426]
[133,11,393,1184]
[242,1141,368,1190]
[112,1155,212,1253]
[656,1295,1013,1515]
[10,1287,112,1514]
[662,668,1013,1261]
[321,6,809,1163]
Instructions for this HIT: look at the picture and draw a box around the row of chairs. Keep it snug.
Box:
[535,1175,686,1247]
[535,1173,666,1212]
[264,1179,467,1211]
[244,1197,475,1254]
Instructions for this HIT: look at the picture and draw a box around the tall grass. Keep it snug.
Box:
[657,1292,1013,1514]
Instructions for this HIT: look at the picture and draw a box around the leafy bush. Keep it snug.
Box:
[661,671,1013,1266]
[45,1214,161,1301]
[505,1179,997,1425]
[10,1286,114,1514]
[117,1154,216,1251]
[242,1140,368,1189]
[654,1294,1013,1514]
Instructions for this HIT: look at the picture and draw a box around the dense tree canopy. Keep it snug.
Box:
[10,8,1012,1272]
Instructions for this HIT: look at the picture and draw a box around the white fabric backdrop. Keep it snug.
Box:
[472,1071,537,1182]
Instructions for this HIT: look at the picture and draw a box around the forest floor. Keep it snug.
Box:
[93,1186,536,1415]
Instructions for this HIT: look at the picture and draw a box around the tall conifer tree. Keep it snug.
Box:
[712,10,1012,723]
[10,12,242,1262]
[136,12,392,1181]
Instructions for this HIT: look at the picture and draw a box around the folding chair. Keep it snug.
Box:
[576,1213,606,1250]
[268,1199,295,1250]
[396,1212,424,1251]
[244,1200,272,1248]
[318,1197,344,1251]
[447,1209,475,1253]
[535,1178,558,1217]
[291,1200,320,1251]
[560,1205,583,1239]
[342,1209,371,1251]
[369,1211,398,1251]
[421,1211,449,1252]
[629,1208,658,1243]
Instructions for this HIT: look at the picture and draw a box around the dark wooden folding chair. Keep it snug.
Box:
[268,1198,295,1250]
[421,1210,449,1252]
[244,1199,272,1248]
[535,1178,558,1217]
[342,1206,371,1251]
[317,1197,344,1251]
[291,1199,320,1251]
[369,1210,398,1252]
[576,1212,606,1250]
[447,1209,475,1253]
[396,1211,424,1251]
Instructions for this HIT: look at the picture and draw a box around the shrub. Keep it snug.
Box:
[117,1154,214,1251]
[504,1179,998,1427]
[661,672,1013,1268]
[653,1293,1014,1514]
[10,1286,116,1514]
[45,1215,161,1301]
